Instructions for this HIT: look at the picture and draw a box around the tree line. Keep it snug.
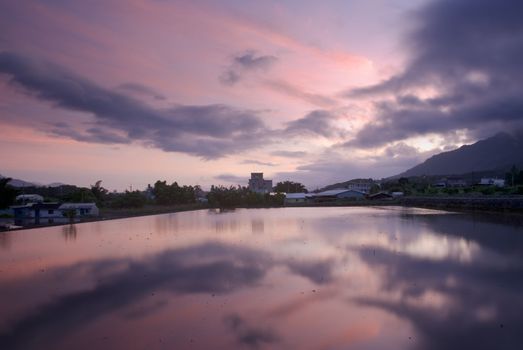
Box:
[1,179,306,210]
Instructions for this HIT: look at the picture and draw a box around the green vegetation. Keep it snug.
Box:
[273,181,307,193]
[108,190,148,208]
[0,178,18,209]
[6,177,287,212]
[152,181,197,205]
[381,169,523,197]
[505,166,523,187]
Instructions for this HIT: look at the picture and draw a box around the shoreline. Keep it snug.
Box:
[3,196,523,232]
[1,203,208,232]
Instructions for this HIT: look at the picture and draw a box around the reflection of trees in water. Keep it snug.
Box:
[208,208,236,215]
[0,232,10,250]
[62,225,77,241]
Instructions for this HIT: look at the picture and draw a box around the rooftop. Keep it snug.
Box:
[314,189,366,197]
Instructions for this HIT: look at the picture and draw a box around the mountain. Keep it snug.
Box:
[397,132,523,178]
[0,174,37,188]
[0,174,68,188]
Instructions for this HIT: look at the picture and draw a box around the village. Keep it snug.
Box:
[1,171,514,231]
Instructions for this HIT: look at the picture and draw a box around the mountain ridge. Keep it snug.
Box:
[395,132,523,178]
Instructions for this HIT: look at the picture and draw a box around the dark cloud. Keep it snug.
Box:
[215,174,247,184]
[284,110,342,138]
[265,80,338,108]
[0,51,269,159]
[220,69,242,86]
[223,314,280,349]
[116,82,166,100]
[234,52,278,70]
[285,259,334,284]
[241,159,278,167]
[0,242,272,349]
[349,212,523,350]
[220,51,277,86]
[346,0,523,148]
[273,148,430,188]
[48,123,131,144]
[270,150,308,158]
[355,246,523,350]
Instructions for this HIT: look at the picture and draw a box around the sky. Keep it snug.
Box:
[1,0,522,191]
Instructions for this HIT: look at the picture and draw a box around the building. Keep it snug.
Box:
[15,194,44,204]
[284,193,311,204]
[346,179,375,194]
[446,177,468,187]
[433,177,467,188]
[367,192,393,200]
[12,202,62,225]
[12,202,99,226]
[313,189,366,202]
[479,178,505,187]
[59,203,100,217]
[248,173,273,194]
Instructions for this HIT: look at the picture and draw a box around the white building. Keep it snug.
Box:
[313,189,366,202]
[11,202,99,226]
[284,193,310,204]
[346,179,375,194]
[479,178,505,187]
[15,194,44,204]
[248,173,273,194]
[59,203,99,217]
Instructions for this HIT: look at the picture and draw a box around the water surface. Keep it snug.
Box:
[0,207,522,349]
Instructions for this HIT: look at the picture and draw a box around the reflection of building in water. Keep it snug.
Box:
[248,173,273,194]
[0,232,10,249]
[62,224,77,241]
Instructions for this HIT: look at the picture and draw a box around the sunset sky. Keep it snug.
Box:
[1,0,522,191]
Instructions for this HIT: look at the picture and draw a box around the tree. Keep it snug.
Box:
[369,184,381,194]
[91,180,109,206]
[65,188,97,203]
[109,191,147,208]
[273,181,307,193]
[207,185,248,207]
[398,177,409,186]
[505,165,523,187]
[0,178,18,209]
[153,180,197,205]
